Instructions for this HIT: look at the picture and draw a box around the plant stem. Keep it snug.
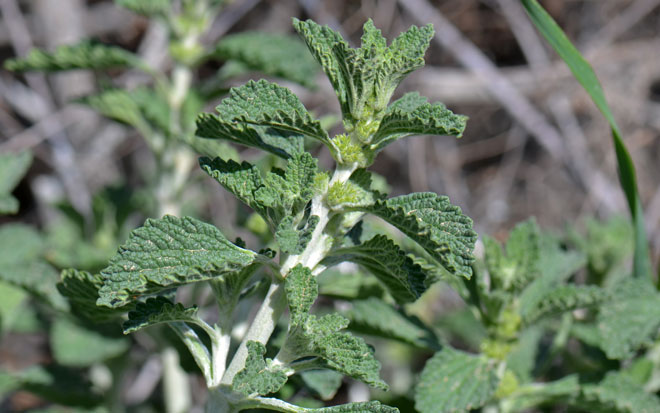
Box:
[221,281,287,385]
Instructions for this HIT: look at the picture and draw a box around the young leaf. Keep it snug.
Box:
[0,151,32,214]
[50,318,129,367]
[371,96,467,152]
[484,219,540,293]
[346,297,440,350]
[57,269,131,322]
[415,347,499,413]
[282,265,387,390]
[232,341,289,396]
[196,80,328,157]
[580,372,660,412]
[597,279,660,359]
[323,235,428,304]
[123,297,199,334]
[505,375,579,412]
[115,0,170,16]
[97,216,259,308]
[310,402,399,412]
[212,32,318,88]
[357,192,476,281]
[522,285,608,323]
[276,215,320,255]
[5,41,143,72]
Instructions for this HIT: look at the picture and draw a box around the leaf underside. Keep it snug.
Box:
[123,296,198,334]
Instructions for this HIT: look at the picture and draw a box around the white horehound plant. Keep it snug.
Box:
[75,18,476,412]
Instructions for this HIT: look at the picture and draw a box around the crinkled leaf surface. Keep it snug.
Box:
[415,347,499,413]
[356,193,476,280]
[276,215,319,255]
[213,32,318,88]
[5,41,142,72]
[201,153,320,233]
[580,372,660,413]
[123,296,198,334]
[282,265,387,390]
[310,402,399,412]
[294,19,433,129]
[50,318,129,367]
[371,93,467,151]
[0,151,32,214]
[323,235,428,303]
[233,341,288,396]
[597,279,660,359]
[347,297,440,350]
[98,216,258,308]
[196,80,325,157]
[523,284,608,323]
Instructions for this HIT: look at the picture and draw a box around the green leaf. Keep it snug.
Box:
[98,215,258,308]
[580,372,660,413]
[521,0,651,281]
[282,265,387,390]
[371,94,467,152]
[294,19,433,130]
[505,375,579,412]
[415,347,499,413]
[233,341,288,396]
[57,269,131,322]
[596,279,660,359]
[123,297,198,334]
[50,318,129,367]
[505,326,543,383]
[523,285,608,323]
[276,215,320,255]
[323,235,428,304]
[347,297,440,350]
[310,402,399,412]
[115,0,170,16]
[5,41,144,72]
[317,269,385,301]
[196,80,327,157]
[199,157,267,216]
[357,193,476,281]
[0,151,32,214]
[212,32,318,88]
[484,219,540,293]
[301,370,343,401]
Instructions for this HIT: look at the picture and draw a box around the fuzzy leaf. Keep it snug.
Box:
[347,297,440,349]
[123,297,198,334]
[5,41,142,72]
[523,285,608,323]
[580,372,660,412]
[283,265,387,390]
[323,235,428,303]
[293,19,433,128]
[98,216,258,308]
[115,0,170,15]
[415,347,499,413]
[57,269,130,322]
[358,193,476,280]
[597,279,660,359]
[372,96,467,151]
[484,219,540,293]
[196,80,327,156]
[50,318,129,367]
[276,215,320,254]
[199,157,267,215]
[233,341,288,396]
[213,32,318,88]
[505,375,579,411]
[0,151,32,214]
[310,402,399,412]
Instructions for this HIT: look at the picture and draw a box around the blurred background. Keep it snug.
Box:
[0,0,659,410]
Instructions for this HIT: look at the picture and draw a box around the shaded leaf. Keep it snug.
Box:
[323,235,428,304]
[123,296,198,334]
[0,151,32,214]
[233,341,289,396]
[50,318,129,367]
[57,269,130,322]
[301,370,343,401]
[415,347,499,413]
[580,372,660,412]
[115,0,170,15]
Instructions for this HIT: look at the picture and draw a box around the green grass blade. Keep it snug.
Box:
[520,0,652,280]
